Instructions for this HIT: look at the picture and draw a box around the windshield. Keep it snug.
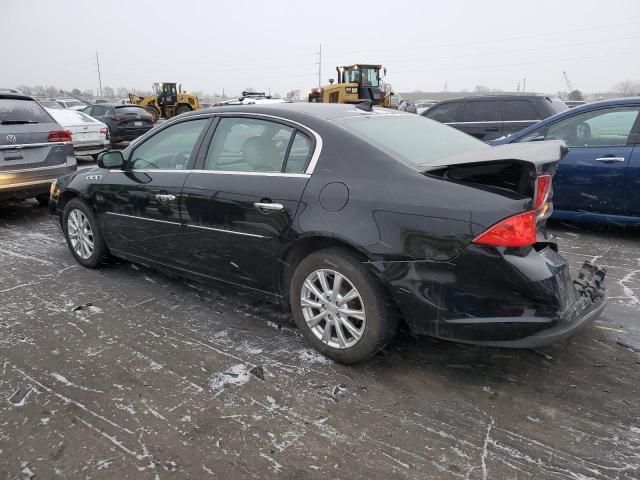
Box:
[0,98,54,123]
[63,100,85,108]
[548,97,569,114]
[343,67,380,87]
[334,113,488,167]
[40,101,64,109]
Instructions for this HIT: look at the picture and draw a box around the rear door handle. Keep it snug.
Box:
[595,157,626,163]
[155,194,176,201]
[484,127,499,131]
[254,202,284,211]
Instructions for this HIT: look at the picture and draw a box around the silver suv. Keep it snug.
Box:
[0,92,76,205]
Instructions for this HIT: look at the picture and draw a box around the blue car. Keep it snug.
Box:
[490,98,640,225]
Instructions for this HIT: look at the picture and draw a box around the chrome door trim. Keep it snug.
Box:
[446,120,538,125]
[0,178,55,189]
[0,141,68,151]
[105,211,181,226]
[0,163,73,174]
[185,223,268,238]
[110,169,311,178]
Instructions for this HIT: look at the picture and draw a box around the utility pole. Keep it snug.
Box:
[522,77,527,92]
[316,44,322,87]
[95,51,103,97]
[444,80,448,92]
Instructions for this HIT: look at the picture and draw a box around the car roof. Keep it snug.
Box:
[182,102,407,122]
[439,95,561,102]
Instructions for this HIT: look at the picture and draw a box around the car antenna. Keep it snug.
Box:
[355,100,374,112]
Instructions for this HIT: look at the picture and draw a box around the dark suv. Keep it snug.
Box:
[422,95,568,141]
[0,92,76,205]
[81,103,153,145]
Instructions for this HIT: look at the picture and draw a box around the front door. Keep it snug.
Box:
[180,115,314,293]
[541,106,640,216]
[456,99,502,141]
[98,117,210,262]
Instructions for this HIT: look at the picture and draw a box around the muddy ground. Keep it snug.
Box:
[1,201,639,479]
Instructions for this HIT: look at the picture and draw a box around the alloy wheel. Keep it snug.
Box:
[67,209,94,260]
[300,269,366,349]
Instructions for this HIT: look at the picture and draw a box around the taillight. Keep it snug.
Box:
[535,174,552,219]
[48,130,72,143]
[472,211,537,248]
[111,115,125,121]
[99,127,108,135]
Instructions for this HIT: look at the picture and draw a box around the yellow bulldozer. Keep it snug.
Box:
[308,64,394,107]
[128,82,201,123]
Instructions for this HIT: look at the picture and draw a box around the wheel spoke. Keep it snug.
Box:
[306,310,328,328]
[338,288,359,306]
[304,279,326,303]
[321,323,332,343]
[339,316,362,340]
[330,273,343,302]
[334,318,348,348]
[338,307,365,322]
[316,270,330,296]
[301,297,322,309]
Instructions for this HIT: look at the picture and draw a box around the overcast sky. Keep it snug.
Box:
[2,0,639,96]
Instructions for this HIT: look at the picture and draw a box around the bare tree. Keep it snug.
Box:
[16,85,32,95]
[613,80,640,97]
[116,87,129,98]
[474,85,503,93]
[81,89,93,98]
[45,85,58,99]
[568,90,584,101]
[103,86,115,98]
[71,88,82,96]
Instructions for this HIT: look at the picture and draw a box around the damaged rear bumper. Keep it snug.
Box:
[379,244,607,347]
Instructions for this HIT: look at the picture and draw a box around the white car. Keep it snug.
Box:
[56,98,89,110]
[46,108,109,158]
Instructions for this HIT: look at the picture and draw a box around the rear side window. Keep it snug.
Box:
[115,106,149,116]
[424,102,462,123]
[284,132,312,173]
[92,106,108,116]
[0,98,54,123]
[503,100,540,121]
[463,101,499,122]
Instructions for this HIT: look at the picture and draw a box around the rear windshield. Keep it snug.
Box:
[115,106,149,115]
[547,98,569,114]
[334,113,488,167]
[0,98,54,123]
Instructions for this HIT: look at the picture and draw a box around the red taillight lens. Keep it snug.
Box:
[472,211,537,248]
[99,127,108,134]
[111,115,125,121]
[48,130,72,143]
[535,175,552,211]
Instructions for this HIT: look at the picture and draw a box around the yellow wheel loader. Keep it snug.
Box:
[308,64,394,108]
[128,82,201,123]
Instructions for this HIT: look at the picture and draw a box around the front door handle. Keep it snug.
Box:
[254,202,284,211]
[155,194,176,201]
[595,157,625,163]
[484,127,499,131]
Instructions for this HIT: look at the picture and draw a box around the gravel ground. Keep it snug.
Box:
[0,201,639,480]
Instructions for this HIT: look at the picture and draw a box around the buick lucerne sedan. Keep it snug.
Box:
[50,104,607,363]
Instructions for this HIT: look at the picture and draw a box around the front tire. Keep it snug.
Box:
[63,199,109,268]
[175,104,191,116]
[290,248,397,363]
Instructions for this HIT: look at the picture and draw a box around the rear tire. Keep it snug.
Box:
[63,199,109,268]
[175,104,191,116]
[290,248,397,364]
[145,106,160,123]
[35,194,49,207]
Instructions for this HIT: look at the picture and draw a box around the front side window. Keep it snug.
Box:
[130,118,208,170]
[424,102,463,123]
[463,101,499,122]
[544,107,639,147]
[204,117,297,172]
[92,106,107,116]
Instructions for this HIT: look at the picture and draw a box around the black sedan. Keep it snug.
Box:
[49,104,606,363]
[81,103,153,145]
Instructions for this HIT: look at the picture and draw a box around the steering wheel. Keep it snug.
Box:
[576,121,591,141]
[132,158,159,169]
[171,150,191,168]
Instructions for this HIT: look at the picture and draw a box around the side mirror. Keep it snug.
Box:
[97,150,125,169]
[384,83,392,95]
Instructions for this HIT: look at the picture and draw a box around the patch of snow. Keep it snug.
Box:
[209,364,253,394]
[298,349,331,365]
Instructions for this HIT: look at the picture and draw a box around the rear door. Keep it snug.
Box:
[534,105,640,216]
[0,95,72,184]
[98,117,211,262]
[180,115,314,292]
[456,99,502,140]
[501,99,541,137]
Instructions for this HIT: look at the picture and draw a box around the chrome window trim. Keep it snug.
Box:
[0,141,68,151]
[208,112,323,175]
[445,120,539,125]
[106,211,181,226]
[109,169,309,178]
[0,179,56,189]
